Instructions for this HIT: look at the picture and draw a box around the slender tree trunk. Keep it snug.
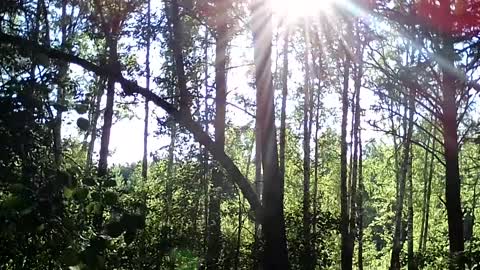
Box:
[279,28,289,181]
[390,92,415,270]
[235,140,254,270]
[142,0,151,182]
[313,79,321,265]
[53,0,68,168]
[340,48,352,270]
[440,35,464,265]
[170,0,190,112]
[98,36,117,177]
[86,78,105,173]
[202,27,210,256]
[253,26,264,270]
[423,135,436,251]
[357,130,364,270]
[302,25,313,270]
[407,154,414,270]
[348,53,362,269]
[419,131,432,251]
[207,1,229,267]
[251,1,289,269]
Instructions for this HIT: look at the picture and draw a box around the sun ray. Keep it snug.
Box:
[272,0,334,23]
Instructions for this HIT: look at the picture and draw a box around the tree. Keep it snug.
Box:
[251,0,289,268]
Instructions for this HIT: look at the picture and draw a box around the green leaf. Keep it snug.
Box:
[83,177,96,186]
[121,213,145,231]
[103,191,118,205]
[56,171,72,186]
[73,188,89,202]
[74,104,88,114]
[105,221,124,238]
[90,236,108,251]
[36,53,50,67]
[9,183,26,193]
[62,248,80,266]
[124,230,136,245]
[63,187,74,199]
[76,117,90,131]
[53,103,68,112]
[104,179,117,187]
[91,191,102,201]
[3,195,27,211]
[81,246,97,267]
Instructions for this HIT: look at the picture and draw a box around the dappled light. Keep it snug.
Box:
[1,0,480,269]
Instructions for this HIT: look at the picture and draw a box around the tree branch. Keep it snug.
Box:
[0,32,263,217]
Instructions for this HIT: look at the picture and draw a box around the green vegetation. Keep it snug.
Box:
[1,0,480,269]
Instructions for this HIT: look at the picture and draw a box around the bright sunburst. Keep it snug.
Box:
[273,0,333,23]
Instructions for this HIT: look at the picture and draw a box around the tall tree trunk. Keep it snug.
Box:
[279,28,289,182]
[313,75,321,266]
[407,154,414,270]
[53,0,68,168]
[98,37,117,177]
[202,27,210,257]
[85,78,105,173]
[302,25,313,270]
[235,140,254,270]
[357,130,364,270]
[340,49,352,270]
[142,0,151,182]
[419,129,432,251]
[253,25,265,270]
[440,35,464,264]
[206,1,229,267]
[340,54,352,270]
[390,92,415,270]
[251,0,289,269]
[423,134,436,252]
[348,48,362,268]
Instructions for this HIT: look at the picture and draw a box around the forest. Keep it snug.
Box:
[1,0,480,269]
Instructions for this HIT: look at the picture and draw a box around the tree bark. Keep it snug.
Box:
[340,49,352,270]
[279,28,289,182]
[407,154,414,270]
[85,78,105,173]
[440,36,464,265]
[141,0,151,182]
[251,0,289,269]
[390,92,415,270]
[302,24,313,270]
[357,130,364,270]
[206,1,229,267]
[53,0,68,168]
[419,130,432,251]
[97,37,117,177]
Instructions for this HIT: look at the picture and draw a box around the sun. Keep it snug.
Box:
[272,0,333,23]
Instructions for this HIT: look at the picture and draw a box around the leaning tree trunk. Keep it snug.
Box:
[206,1,229,267]
[251,0,289,269]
